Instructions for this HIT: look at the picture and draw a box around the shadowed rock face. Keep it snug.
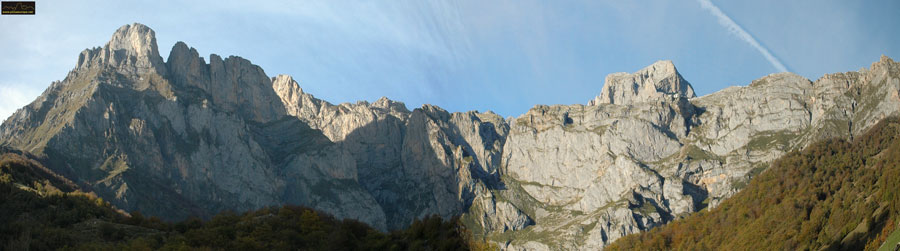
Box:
[0,23,384,228]
[2,24,899,249]
[0,23,510,232]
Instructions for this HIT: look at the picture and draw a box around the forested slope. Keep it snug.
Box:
[608,117,900,250]
[0,149,484,250]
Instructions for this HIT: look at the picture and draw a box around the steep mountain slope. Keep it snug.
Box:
[486,57,900,250]
[0,147,131,250]
[0,23,509,232]
[607,117,900,250]
[0,24,385,227]
[0,147,473,250]
[1,23,899,250]
[272,73,512,229]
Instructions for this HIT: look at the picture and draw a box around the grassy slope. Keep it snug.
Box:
[608,117,900,251]
[880,228,900,251]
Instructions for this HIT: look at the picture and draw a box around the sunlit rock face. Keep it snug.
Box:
[496,56,899,250]
[588,60,696,106]
[2,23,899,249]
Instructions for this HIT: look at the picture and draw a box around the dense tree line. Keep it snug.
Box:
[608,117,900,250]
[67,207,471,250]
[0,151,492,250]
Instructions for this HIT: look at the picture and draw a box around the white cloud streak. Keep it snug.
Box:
[697,0,788,72]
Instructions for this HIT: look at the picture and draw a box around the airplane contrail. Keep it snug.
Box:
[697,0,788,73]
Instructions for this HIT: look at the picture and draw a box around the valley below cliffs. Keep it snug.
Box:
[2,23,899,250]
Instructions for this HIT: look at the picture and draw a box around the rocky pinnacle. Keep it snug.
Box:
[1,23,899,250]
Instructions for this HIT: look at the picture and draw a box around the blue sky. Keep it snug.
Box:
[1,0,898,120]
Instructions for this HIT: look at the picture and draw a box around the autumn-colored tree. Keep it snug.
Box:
[608,117,900,251]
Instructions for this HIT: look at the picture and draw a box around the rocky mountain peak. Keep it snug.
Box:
[167,41,209,90]
[749,72,809,88]
[5,23,900,250]
[588,60,696,106]
[166,41,287,122]
[872,55,898,73]
[373,96,391,106]
[107,23,160,60]
[76,23,166,79]
[272,74,302,92]
[272,74,305,105]
[372,97,409,113]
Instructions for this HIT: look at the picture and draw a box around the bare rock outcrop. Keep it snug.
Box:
[588,60,696,105]
[2,24,899,250]
[484,57,900,249]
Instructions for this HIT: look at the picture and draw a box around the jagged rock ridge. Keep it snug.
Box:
[588,60,696,105]
[0,23,511,232]
[2,24,899,250]
[493,56,899,250]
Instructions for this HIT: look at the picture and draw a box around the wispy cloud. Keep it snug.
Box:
[3,0,892,118]
[202,1,475,105]
[697,0,789,73]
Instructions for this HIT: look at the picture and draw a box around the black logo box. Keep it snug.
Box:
[2,1,36,15]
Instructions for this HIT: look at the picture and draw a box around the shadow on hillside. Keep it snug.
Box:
[337,110,504,230]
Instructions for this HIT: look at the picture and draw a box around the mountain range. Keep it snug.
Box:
[1,23,898,250]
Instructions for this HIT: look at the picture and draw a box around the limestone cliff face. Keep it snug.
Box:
[272,73,512,229]
[2,24,899,250]
[588,60,696,105]
[0,24,386,229]
[0,24,514,231]
[493,56,900,250]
